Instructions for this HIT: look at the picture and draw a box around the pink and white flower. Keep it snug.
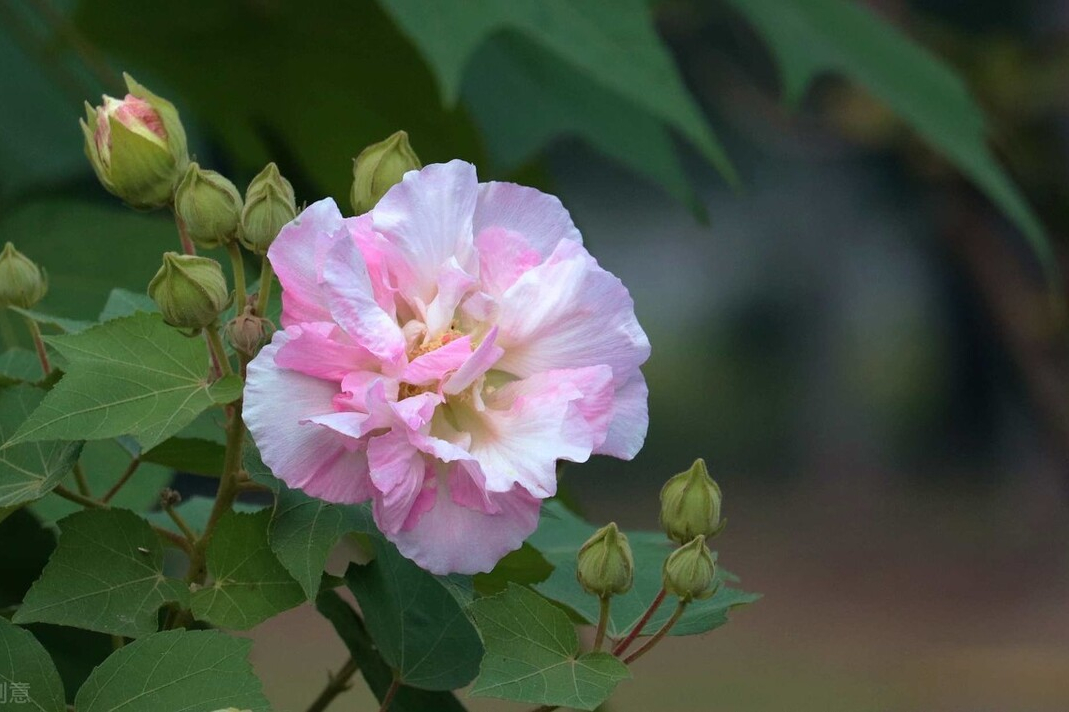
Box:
[243,161,650,574]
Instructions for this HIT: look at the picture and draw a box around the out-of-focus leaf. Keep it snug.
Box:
[469,584,630,710]
[140,436,226,477]
[345,542,483,691]
[191,510,304,630]
[0,348,42,385]
[0,385,83,512]
[529,501,759,638]
[74,0,486,205]
[13,508,189,637]
[145,495,262,536]
[74,630,271,712]
[8,313,241,450]
[723,0,1055,285]
[0,617,66,712]
[317,587,469,712]
[98,287,158,322]
[378,0,735,186]
[473,541,552,597]
[0,508,55,608]
[8,307,93,334]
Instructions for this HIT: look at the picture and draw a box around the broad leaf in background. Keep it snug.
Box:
[8,313,242,450]
[0,617,66,712]
[140,436,226,477]
[530,501,759,638]
[723,0,1056,286]
[191,510,304,630]
[146,495,262,536]
[14,508,189,637]
[98,287,159,322]
[0,201,176,331]
[379,0,735,188]
[317,588,469,712]
[74,630,271,712]
[0,385,83,511]
[0,508,55,608]
[345,542,484,691]
[8,307,93,334]
[0,348,41,385]
[469,584,630,710]
[75,0,485,205]
[29,438,172,525]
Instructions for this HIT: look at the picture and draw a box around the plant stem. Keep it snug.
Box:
[101,458,140,503]
[163,498,198,545]
[611,587,667,656]
[622,601,687,665]
[205,323,233,377]
[379,677,401,712]
[255,257,274,317]
[593,596,611,651]
[72,462,92,497]
[24,317,51,375]
[173,210,196,255]
[226,241,248,316]
[304,657,360,712]
[52,485,192,552]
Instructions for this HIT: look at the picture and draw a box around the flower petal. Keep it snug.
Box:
[367,430,433,535]
[597,368,648,459]
[373,161,479,301]
[402,335,473,386]
[244,331,372,503]
[474,181,582,257]
[268,198,341,327]
[443,326,504,396]
[274,323,376,382]
[388,477,541,575]
[474,227,543,296]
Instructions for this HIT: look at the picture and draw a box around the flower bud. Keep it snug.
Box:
[350,130,421,215]
[174,163,243,249]
[576,522,634,597]
[0,242,48,309]
[80,73,189,209]
[240,163,296,254]
[148,252,230,331]
[662,536,717,603]
[225,305,272,355]
[659,458,724,544]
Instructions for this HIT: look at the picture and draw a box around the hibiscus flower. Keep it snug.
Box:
[244,160,650,574]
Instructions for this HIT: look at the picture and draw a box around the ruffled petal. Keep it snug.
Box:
[388,478,541,575]
[373,160,479,301]
[268,198,342,327]
[402,335,473,386]
[322,233,407,369]
[474,181,582,257]
[597,368,649,459]
[244,331,372,503]
[443,326,503,395]
[367,430,433,535]
[273,323,376,382]
[474,227,543,296]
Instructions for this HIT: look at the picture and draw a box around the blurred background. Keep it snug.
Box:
[2,0,1068,710]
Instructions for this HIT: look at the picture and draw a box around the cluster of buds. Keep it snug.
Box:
[0,242,48,309]
[350,130,421,215]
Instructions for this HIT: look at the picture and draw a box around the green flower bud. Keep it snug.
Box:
[240,163,296,254]
[0,242,48,310]
[79,73,189,209]
[350,130,421,215]
[174,163,243,249]
[662,536,717,603]
[147,252,230,331]
[659,458,724,544]
[576,522,634,597]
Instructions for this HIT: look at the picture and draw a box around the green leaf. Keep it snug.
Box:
[345,541,483,691]
[723,0,1056,286]
[0,617,66,712]
[99,288,159,322]
[316,588,468,712]
[529,501,759,639]
[469,584,630,710]
[473,542,553,597]
[0,385,83,511]
[74,630,270,712]
[0,348,42,386]
[8,307,94,334]
[0,508,56,608]
[191,509,304,630]
[140,436,226,477]
[6,313,241,450]
[29,439,172,525]
[269,479,375,600]
[13,508,189,638]
[378,0,735,184]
